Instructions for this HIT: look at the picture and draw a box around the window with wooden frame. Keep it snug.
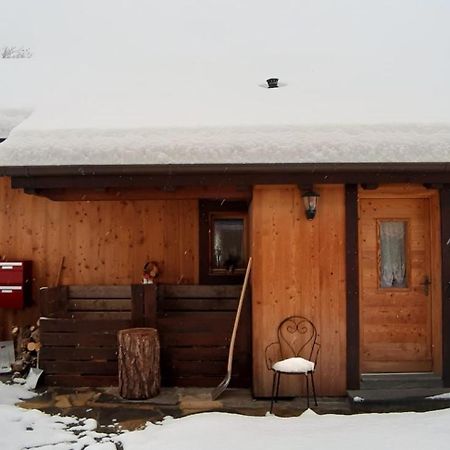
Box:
[199,200,248,284]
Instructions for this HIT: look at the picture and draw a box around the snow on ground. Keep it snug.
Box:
[0,381,116,450]
[119,409,450,450]
[427,392,450,400]
[0,380,36,405]
[2,382,450,450]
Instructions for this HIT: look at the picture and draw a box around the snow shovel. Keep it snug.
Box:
[212,257,252,400]
[25,349,43,389]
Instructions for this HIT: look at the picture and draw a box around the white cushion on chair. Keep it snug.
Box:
[272,357,315,373]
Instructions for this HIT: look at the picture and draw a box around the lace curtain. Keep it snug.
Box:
[380,221,407,288]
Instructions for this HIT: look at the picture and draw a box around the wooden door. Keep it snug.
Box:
[359,197,433,373]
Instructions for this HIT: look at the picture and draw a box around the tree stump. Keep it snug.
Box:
[118,328,160,399]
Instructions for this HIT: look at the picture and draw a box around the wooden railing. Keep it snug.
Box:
[157,285,251,388]
[39,284,251,388]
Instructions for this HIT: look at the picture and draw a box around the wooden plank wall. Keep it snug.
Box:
[40,284,251,387]
[40,285,134,386]
[158,285,251,388]
[0,178,198,339]
[251,185,346,396]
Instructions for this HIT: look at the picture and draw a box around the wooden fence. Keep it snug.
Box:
[39,284,251,388]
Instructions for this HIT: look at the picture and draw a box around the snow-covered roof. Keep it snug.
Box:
[1,1,450,166]
[1,125,450,166]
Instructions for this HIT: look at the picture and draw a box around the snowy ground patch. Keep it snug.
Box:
[2,381,450,449]
[119,408,450,450]
[0,380,36,406]
[0,381,117,450]
[427,392,450,400]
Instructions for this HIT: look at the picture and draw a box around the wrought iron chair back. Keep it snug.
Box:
[264,315,320,412]
[265,316,320,370]
[279,316,317,361]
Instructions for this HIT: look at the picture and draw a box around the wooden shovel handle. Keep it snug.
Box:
[55,256,65,287]
[226,257,252,373]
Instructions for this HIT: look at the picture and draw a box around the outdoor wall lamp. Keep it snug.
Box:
[301,189,320,220]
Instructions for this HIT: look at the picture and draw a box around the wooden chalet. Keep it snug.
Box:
[1,1,450,398]
[1,162,450,396]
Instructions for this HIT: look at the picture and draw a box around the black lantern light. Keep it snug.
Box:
[301,189,320,220]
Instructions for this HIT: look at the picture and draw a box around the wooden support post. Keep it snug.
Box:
[39,286,69,318]
[131,284,157,327]
[118,328,160,399]
[346,184,360,390]
[440,186,450,386]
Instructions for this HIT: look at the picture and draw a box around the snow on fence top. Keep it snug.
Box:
[0,0,449,165]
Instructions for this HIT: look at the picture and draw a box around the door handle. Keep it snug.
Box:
[420,276,431,296]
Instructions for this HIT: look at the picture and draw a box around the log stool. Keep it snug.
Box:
[118,328,160,399]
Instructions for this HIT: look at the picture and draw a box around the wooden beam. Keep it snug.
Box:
[440,186,450,386]
[360,183,379,190]
[345,184,360,390]
[4,162,450,177]
[11,169,450,193]
[131,284,157,327]
[131,285,145,327]
[39,286,69,318]
[143,285,157,328]
[25,186,252,201]
[424,183,445,190]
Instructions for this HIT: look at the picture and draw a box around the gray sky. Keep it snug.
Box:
[1,0,450,124]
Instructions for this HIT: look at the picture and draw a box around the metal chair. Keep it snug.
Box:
[265,315,320,413]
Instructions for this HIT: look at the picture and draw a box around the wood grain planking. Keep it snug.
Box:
[161,359,249,376]
[40,332,118,347]
[0,178,199,339]
[159,332,231,347]
[362,325,430,345]
[40,318,131,332]
[252,185,346,396]
[42,360,118,375]
[359,191,439,374]
[429,192,442,375]
[162,375,245,388]
[362,360,432,373]
[69,285,132,298]
[160,284,241,298]
[40,186,251,201]
[66,311,131,320]
[319,185,347,394]
[68,299,132,311]
[40,347,118,361]
[45,375,118,387]
[362,305,429,324]
[162,346,229,361]
[160,298,239,311]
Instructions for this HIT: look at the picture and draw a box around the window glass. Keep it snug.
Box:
[212,218,245,272]
[379,221,407,288]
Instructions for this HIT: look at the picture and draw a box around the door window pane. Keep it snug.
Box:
[379,221,407,288]
[212,218,245,272]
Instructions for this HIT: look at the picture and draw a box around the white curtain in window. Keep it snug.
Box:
[380,222,406,288]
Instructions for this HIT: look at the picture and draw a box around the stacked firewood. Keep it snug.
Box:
[10,321,41,376]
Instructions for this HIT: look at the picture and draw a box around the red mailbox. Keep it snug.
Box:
[0,261,32,309]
